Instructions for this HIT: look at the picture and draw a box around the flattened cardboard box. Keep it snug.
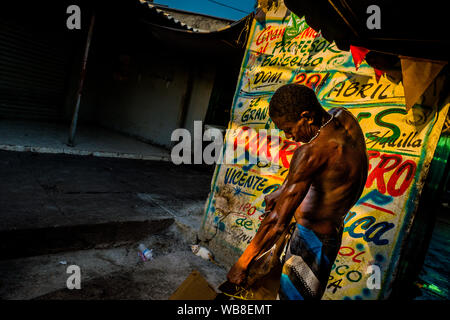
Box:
[169,270,218,300]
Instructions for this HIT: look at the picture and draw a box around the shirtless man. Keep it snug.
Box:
[226,84,368,300]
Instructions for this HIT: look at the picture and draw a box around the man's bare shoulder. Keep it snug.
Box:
[292,143,312,163]
[329,107,356,122]
[290,142,329,177]
[329,107,363,136]
[327,107,367,159]
[328,107,342,116]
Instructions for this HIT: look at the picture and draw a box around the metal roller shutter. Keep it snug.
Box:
[0,17,68,121]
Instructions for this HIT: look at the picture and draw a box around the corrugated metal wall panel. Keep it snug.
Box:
[0,18,68,121]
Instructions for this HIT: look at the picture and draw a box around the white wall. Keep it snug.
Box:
[95,53,215,149]
[184,65,216,136]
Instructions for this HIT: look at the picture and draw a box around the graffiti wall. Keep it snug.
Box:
[200,2,449,299]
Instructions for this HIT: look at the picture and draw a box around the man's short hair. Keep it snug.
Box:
[269,84,323,123]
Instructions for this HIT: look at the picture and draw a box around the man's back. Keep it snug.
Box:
[293,107,368,235]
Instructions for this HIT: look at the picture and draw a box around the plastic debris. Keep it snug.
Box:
[138,244,153,262]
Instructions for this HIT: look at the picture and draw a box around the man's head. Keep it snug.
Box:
[269,84,327,142]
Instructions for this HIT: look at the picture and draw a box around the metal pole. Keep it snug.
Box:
[67,13,96,147]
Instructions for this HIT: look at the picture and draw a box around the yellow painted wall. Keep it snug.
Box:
[200,2,449,299]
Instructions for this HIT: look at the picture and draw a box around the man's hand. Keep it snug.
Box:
[227,262,248,286]
[264,194,277,212]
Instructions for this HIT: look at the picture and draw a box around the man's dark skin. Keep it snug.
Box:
[227,104,368,286]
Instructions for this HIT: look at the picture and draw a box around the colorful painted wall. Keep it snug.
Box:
[200,2,449,299]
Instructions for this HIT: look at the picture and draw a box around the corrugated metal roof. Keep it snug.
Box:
[140,12,253,57]
[138,0,199,32]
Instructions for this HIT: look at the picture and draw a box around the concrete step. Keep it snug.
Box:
[0,149,220,299]
[0,224,227,300]
[0,216,174,261]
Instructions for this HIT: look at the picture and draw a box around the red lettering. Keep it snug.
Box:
[256,26,272,46]
[366,154,402,194]
[299,27,317,39]
[367,151,380,172]
[279,140,300,168]
[233,126,251,150]
[338,246,355,256]
[306,74,322,88]
[256,26,285,46]
[338,246,365,263]
[366,152,417,197]
[352,251,365,263]
[294,73,306,84]
[387,160,416,196]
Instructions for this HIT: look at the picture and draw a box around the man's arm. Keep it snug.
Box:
[227,144,325,285]
[264,178,287,212]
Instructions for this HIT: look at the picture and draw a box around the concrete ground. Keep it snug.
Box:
[0,119,170,161]
[0,150,227,300]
